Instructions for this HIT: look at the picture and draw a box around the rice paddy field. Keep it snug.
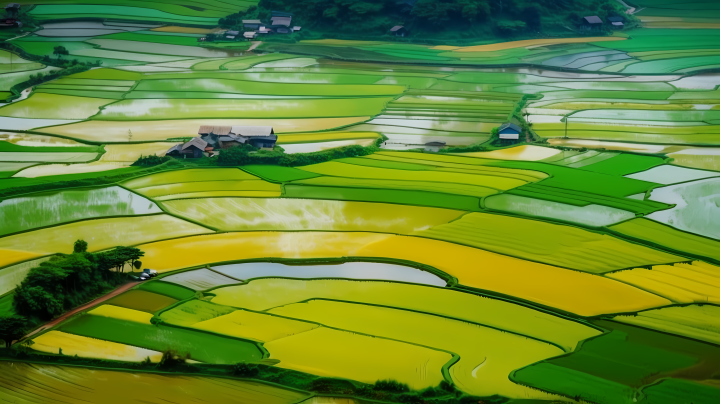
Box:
[0,2,719,404]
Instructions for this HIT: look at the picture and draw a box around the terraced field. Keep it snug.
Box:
[0,3,719,404]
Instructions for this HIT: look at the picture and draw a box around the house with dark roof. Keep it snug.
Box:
[582,16,603,31]
[608,16,625,29]
[390,25,408,37]
[199,125,277,149]
[242,19,263,30]
[498,123,522,142]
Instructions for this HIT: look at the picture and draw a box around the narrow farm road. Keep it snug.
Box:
[249,41,262,51]
[18,281,139,343]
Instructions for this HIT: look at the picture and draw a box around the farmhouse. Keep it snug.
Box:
[390,26,408,37]
[497,122,522,144]
[582,16,603,31]
[166,126,277,158]
[242,19,262,30]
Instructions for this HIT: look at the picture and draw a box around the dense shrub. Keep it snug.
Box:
[233,362,260,377]
[375,379,410,393]
[131,155,174,167]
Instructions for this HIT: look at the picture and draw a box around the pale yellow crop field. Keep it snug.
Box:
[155,191,282,201]
[101,143,174,162]
[0,215,212,256]
[161,198,464,232]
[39,117,372,142]
[299,161,529,190]
[614,305,720,345]
[445,37,625,52]
[277,131,381,144]
[31,331,162,362]
[606,261,720,304]
[0,362,310,404]
[270,300,563,398]
[0,93,113,120]
[265,327,451,390]
[123,168,257,189]
[138,232,391,272]
[193,310,319,342]
[134,180,280,199]
[451,145,561,161]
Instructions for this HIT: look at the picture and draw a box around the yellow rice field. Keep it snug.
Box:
[451,145,561,161]
[123,168,257,189]
[211,279,599,352]
[0,362,309,403]
[444,37,626,52]
[161,198,464,232]
[155,191,282,201]
[606,261,720,304]
[0,215,212,256]
[277,131,381,144]
[270,300,563,399]
[39,118,372,142]
[133,180,280,199]
[87,305,154,324]
[0,249,42,270]
[265,327,451,390]
[139,232,670,316]
[614,305,720,345]
[12,162,130,178]
[31,331,162,362]
[100,143,174,162]
[193,310,319,342]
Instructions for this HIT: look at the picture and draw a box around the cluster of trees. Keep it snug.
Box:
[217,142,379,167]
[247,0,625,37]
[219,6,259,29]
[131,155,175,167]
[0,241,144,351]
[13,240,143,320]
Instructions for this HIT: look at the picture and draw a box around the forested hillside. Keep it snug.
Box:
[249,0,631,39]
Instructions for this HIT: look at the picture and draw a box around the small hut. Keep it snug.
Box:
[390,25,408,37]
[608,16,625,29]
[498,123,521,142]
[242,19,262,30]
[582,16,603,31]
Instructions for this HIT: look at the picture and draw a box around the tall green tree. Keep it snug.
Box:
[0,316,29,349]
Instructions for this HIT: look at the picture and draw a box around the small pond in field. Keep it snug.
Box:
[211,261,447,287]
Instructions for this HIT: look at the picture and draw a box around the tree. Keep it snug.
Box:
[53,46,69,60]
[521,6,541,30]
[0,316,29,349]
[133,261,142,270]
[114,246,144,272]
[495,20,526,36]
[73,239,88,253]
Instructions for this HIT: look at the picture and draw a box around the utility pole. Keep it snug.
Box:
[564,115,568,139]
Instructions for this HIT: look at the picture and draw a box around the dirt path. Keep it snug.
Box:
[249,41,262,51]
[19,281,139,343]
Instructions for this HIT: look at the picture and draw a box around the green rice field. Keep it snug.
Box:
[0,2,719,403]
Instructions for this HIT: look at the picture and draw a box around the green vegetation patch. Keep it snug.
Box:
[284,184,481,211]
[60,314,263,364]
[139,280,195,300]
[0,293,14,316]
[577,154,667,176]
[642,379,720,404]
[609,218,720,262]
[105,290,177,314]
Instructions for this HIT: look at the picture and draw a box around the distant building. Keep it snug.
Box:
[258,26,273,34]
[244,31,257,40]
[582,16,603,31]
[390,25,408,37]
[225,30,239,40]
[292,26,302,32]
[271,16,292,27]
[608,16,625,29]
[242,19,262,30]
[176,137,208,158]
[498,123,521,141]
[198,125,278,149]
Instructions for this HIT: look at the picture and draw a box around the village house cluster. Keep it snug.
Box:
[166,126,278,158]
[240,11,300,40]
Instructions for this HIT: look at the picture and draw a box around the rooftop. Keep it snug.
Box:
[583,16,603,24]
[390,25,405,32]
[498,123,521,133]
